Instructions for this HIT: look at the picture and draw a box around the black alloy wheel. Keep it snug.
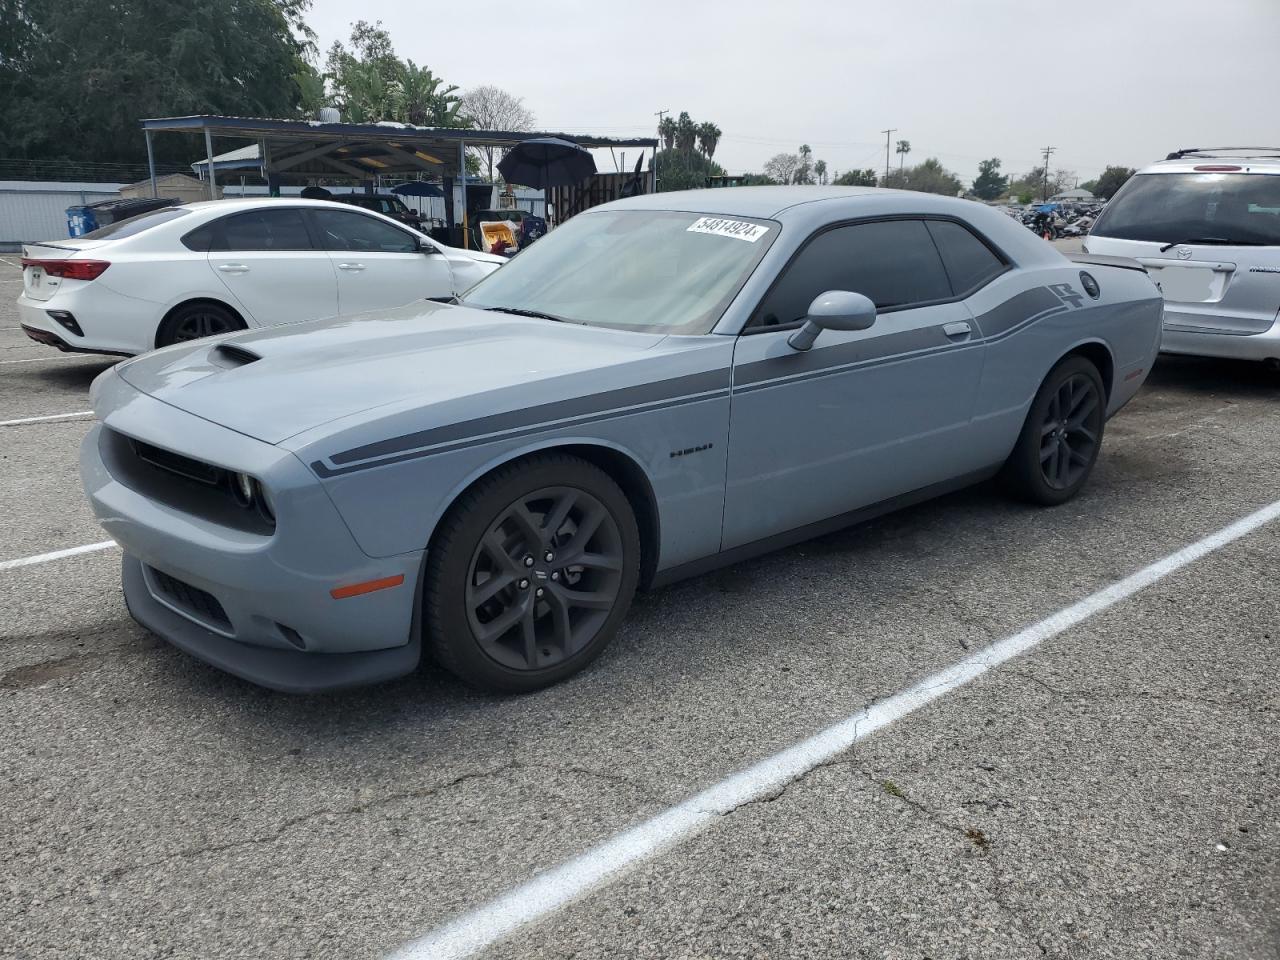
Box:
[1003,355,1106,506]
[425,454,640,692]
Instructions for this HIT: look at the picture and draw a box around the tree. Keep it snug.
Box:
[0,0,315,166]
[325,21,462,128]
[896,139,911,172]
[654,148,725,192]
[814,159,828,186]
[794,144,814,184]
[741,172,776,185]
[657,116,676,151]
[1093,165,1136,200]
[971,157,1008,201]
[1078,178,1099,196]
[763,152,800,186]
[674,112,697,154]
[461,85,535,181]
[696,122,722,160]
[833,168,878,186]
[1006,165,1045,201]
[881,157,963,196]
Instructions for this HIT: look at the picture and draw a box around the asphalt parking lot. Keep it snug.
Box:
[2,253,1278,960]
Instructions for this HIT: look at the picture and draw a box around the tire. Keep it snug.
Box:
[1002,355,1106,506]
[424,453,641,693]
[156,301,244,348]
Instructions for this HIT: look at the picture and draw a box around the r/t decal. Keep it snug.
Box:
[1048,283,1084,308]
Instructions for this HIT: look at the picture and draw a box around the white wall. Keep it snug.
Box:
[0,181,125,247]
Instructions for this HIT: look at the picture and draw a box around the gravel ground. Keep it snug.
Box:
[1,255,1277,960]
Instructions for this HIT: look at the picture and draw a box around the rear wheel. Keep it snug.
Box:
[1003,355,1106,505]
[156,301,243,348]
[425,454,640,692]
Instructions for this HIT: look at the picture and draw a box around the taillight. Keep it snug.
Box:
[21,258,111,281]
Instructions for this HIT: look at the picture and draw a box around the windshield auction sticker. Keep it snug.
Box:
[686,217,771,242]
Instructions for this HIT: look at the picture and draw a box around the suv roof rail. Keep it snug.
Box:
[1165,146,1280,160]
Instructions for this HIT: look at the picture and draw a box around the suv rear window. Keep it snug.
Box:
[1092,173,1280,246]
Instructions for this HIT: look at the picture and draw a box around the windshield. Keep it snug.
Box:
[1092,173,1280,245]
[460,209,777,334]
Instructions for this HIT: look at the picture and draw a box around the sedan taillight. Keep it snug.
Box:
[21,258,111,281]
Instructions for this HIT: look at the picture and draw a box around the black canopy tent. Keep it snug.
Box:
[140,114,657,245]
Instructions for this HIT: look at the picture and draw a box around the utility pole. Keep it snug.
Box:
[1040,145,1056,201]
[654,109,669,141]
[882,128,897,181]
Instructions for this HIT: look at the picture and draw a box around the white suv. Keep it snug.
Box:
[18,198,503,356]
[1084,148,1280,368]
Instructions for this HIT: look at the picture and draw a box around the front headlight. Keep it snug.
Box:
[233,472,255,506]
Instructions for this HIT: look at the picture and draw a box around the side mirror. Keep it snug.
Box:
[787,290,877,351]
[416,238,444,256]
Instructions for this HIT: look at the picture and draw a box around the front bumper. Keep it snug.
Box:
[81,374,423,692]
[121,555,419,692]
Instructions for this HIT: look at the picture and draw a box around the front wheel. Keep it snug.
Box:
[1002,355,1106,505]
[424,454,640,692]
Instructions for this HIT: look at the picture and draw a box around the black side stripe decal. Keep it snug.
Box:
[312,287,1073,477]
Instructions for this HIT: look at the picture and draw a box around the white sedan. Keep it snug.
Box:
[17,198,504,356]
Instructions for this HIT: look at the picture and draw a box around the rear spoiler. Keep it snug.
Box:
[1067,252,1148,274]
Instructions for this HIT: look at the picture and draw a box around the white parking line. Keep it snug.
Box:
[0,410,94,426]
[388,496,1280,960]
[0,256,21,268]
[0,355,87,365]
[0,540,117,572]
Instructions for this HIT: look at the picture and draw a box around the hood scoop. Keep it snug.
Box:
[210,343,261,368]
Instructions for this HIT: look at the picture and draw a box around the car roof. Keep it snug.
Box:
[1140,150,1280,175]
[601,185,893,219]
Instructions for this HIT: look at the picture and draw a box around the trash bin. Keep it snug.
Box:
[66,206,98,237]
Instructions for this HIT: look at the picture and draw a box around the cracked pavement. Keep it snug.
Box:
[2,258,1279,958]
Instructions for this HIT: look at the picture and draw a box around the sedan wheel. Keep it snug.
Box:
[1003,355,1106,505]
[157,302,243,347]
[426,454,640,692]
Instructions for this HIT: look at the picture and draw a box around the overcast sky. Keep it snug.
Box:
[304,0,1278,186]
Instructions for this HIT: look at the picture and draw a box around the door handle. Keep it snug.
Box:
[337,262,366,272]
[942,320,972,340]
[216,263,249,274]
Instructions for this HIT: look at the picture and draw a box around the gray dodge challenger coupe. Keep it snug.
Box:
[81,187,1163,693]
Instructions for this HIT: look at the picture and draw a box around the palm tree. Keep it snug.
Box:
[814,159,828,186]
[394,60,461,126]
[896,139,911,172]
[675,112,697,154]
[657,116,677,151]
[697,122,722,159]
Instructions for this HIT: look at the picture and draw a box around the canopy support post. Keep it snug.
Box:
[203,127,217,200]
[144,129,158,198]
[458,139,469,249]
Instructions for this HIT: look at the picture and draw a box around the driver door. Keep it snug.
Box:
[722,218,987,550]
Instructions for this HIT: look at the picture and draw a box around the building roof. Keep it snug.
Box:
[145,114,657,181]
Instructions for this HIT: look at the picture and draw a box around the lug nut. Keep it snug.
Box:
[535,587,545,597]
[544,551,555,562]
[550,571,559,581]
[523,556,535,567]
[518,578,530,589]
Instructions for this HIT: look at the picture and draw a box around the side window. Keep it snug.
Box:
[753,219,951,328]
[311,209,417,253]
[219,209,313,251]
[181,222,219,252]
[925,220,1007,295]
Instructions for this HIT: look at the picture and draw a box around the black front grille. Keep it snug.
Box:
[131,439,226,487]
[149,567,231,630]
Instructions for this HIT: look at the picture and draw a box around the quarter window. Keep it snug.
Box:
[925,220,1007,294]
[311,209,417,253]
[218,209,314,251]
[752,219,951,328]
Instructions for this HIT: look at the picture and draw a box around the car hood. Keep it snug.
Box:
[116,302,668,444]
